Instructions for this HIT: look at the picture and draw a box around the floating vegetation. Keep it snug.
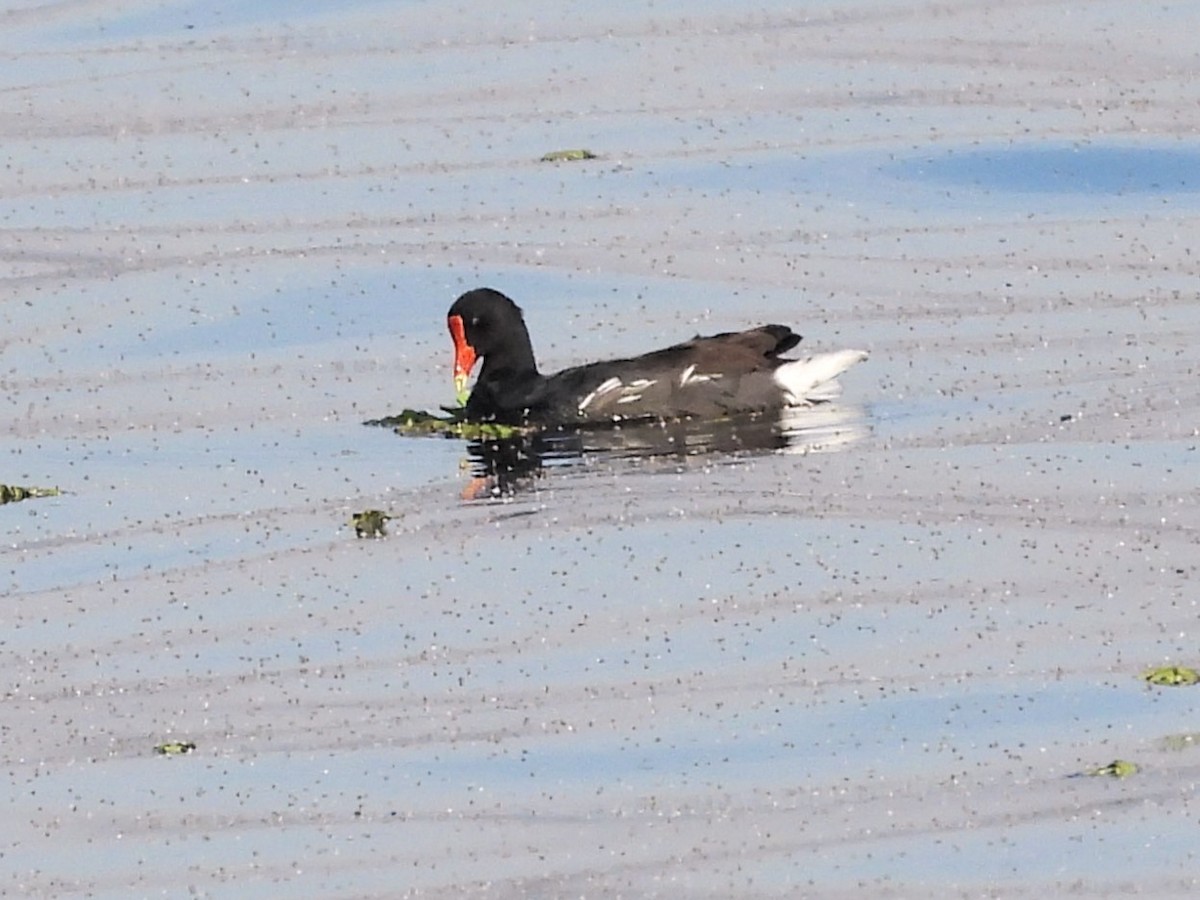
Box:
[540,148,597,162]
[1,483,60,505]
[351,509,391,538]
[364,408,529,441]
[154,741,197,756]
[1085,759,1139,779]
[1142,665,1200,686]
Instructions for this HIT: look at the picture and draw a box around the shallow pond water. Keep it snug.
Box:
[4,2,1199,898]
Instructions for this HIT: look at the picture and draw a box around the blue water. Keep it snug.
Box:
[5,2,1200,898]
[892,142,1200,195]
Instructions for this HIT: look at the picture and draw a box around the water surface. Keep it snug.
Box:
[4,2,1198,898]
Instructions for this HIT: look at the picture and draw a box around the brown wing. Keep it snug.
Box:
[541,325,802,423]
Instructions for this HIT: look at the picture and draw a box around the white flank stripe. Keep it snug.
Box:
[679,365,721,387]
[577,376,623,412]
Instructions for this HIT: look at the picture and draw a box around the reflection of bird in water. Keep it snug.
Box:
[447,288,867,427]
[461,404,871,499]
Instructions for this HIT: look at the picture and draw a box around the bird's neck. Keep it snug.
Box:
[482,329,539,380]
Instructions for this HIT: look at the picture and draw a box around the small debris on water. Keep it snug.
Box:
[154,741,197,756]
[1142,665,1200,686]
[1084,759,1139,779]
[540,148,597,162]
[1,483,61,504]
[351,509,391,538]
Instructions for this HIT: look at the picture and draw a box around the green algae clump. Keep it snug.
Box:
[154,741,197,756]
[1,484,60,505]
[1142,665,1200,686]
[1086,759,1139,779]
[351,509,391,538]
[540,148,597,162]
[364,408,528,441]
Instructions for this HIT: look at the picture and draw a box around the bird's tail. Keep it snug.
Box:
[773,349,869,404]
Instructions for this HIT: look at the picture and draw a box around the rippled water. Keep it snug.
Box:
[4,2,1199,898]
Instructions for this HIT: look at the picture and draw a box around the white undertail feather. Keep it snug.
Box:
[772,350,869,405]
